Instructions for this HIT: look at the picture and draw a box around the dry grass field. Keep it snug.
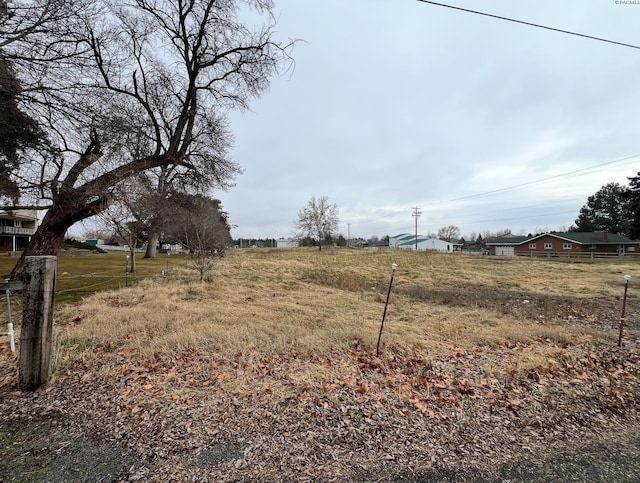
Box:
[1,248,639,481]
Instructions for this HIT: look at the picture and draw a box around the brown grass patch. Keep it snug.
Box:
[52,248,635,386]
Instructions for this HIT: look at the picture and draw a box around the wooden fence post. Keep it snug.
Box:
[19,256,57,391]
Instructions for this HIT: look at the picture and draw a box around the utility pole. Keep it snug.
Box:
[347,223,351,247]
[411,207,422,251]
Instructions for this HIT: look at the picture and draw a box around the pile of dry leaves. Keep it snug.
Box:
[1,331,639,481]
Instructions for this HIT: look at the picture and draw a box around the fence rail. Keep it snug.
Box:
[0,226,35,235]
[515,251,639,259]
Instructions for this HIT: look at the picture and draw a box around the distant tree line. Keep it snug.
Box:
[234,238,278,248]
[85,194,232,279]
[233,171,640,254]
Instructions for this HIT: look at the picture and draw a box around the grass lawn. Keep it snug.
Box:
[0,250,190,304]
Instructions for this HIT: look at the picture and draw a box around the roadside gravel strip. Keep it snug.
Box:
[1,345,639,482]
[1,412,640,481]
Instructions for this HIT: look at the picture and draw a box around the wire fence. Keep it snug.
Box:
[0,253,193,350]
[514,251,640,259]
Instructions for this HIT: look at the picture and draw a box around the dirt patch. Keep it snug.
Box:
[0,412,137,482]
[398,283,637,329]
[384,435,640,482]
[196,442,243,468]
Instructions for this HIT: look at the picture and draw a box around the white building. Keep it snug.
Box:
[389,233,452,252]
[275,238,299,248]
[0,209,38,253]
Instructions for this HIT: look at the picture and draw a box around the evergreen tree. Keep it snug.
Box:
[625,173,640,239]
[572,182,632,235]
[0,56,49,201]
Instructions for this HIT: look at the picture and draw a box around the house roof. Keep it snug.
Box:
[486,236,530,246]
[553,232,636,244]
[0,209,38,221]
[392,233,420,241]
[396,236,430,247]
[487,232,638,246]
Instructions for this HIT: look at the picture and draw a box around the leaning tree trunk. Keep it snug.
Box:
[11,208,70,280]
[144,231,159,259]
[11,194,108,280]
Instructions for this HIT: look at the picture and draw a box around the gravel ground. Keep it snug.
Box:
[2,413,640,482]
[2,355,639,483]
[395,436,640,482]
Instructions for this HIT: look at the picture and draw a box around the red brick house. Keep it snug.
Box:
[486,231,639,257]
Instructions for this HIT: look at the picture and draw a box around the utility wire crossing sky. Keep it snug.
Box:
[219,0,640,239]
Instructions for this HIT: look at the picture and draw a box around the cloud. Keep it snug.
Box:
[221,0,640,239]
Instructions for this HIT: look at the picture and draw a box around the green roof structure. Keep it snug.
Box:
[487,231,637,246]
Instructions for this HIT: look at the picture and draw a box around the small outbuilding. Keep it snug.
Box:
[275,238,299,248]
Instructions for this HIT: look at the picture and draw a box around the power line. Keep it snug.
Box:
[426,202,580,223]
[415,1,640,51]
[423,153,640,208]
[433,209,578,227]
[341,153,638,234]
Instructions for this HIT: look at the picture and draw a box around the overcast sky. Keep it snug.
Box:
[220,0,640,240]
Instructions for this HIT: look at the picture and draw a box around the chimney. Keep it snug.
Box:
[594,230,607,241]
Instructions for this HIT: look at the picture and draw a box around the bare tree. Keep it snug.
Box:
[167,194,232,281]
[103,214,144,274]
[137,161,227,259]
[1,1,91,199]
[295,195,339,251]
[79,226,111,242]
[0,1,75,50]
[2,0,294,278]
[116,170,177,260]
[437,225,460,242]
[98,182,156,274]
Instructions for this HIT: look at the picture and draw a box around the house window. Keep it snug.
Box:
[563,243,572,249]
[629,246,636,252]
[529,243,536,249]
[544,243,552,250]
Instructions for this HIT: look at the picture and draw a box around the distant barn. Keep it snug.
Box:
[389,234,452,252]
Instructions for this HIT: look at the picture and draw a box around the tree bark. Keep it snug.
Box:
[11,195,108,279]
[129,244,137,274]
[144,231,159,258]
[11,208,69,279]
